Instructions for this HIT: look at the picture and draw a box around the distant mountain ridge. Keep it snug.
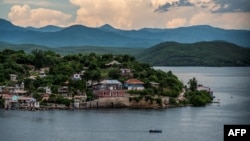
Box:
[26,25,63,32]
[0,18,250,48]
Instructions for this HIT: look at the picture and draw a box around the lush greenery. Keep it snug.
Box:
[136,41,250,66]
[185,91,213,106]
[185,78,213,106]
[126,70,183,106]
[0,42,143,56]
[46,94,72,107]
[1,41,250,66]
[0,48,215,107]
[0,49,183,107]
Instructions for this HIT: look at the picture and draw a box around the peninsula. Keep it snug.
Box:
[0,49,213,110]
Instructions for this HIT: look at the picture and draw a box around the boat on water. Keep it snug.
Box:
[149,129,162,133]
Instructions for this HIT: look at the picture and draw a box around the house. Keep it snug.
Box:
[34,102,40,108]
[93,80,126,98]
[39,70,46,77]
[94,80,123,90]
[18,97,36,108]
[1,94,19,109]
[197,85,213,97]
[28,75,37,80]
[124,79,145,90]
[10,74,17,81]
[45,87,51,94]
[72,73,82,80]
[16,96,40,109]
[38,67,49,77]
[150,82,159,88]
[20,82,24,90]
[58,86,71,97]
[14,90,28,96]
[38,86,51,94]
[73,95,87,108]
[120,68,133,77]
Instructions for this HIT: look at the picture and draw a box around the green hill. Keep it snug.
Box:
[0,42,143,55]
[136,41,250,66]
[1,41,250,66]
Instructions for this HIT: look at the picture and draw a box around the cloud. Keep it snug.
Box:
[69,0,130,28]
[8,5,72,27]
[211,0,250,13]
[4,0,249,30]
[69,0,194,29]
[70,0,162,29]
[166,18,187,28]
[189,0,250,13]
[154,0,194,12]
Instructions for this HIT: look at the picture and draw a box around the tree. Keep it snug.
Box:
[32,49,46,68]
[108,68,121,79]
[188,77,198,91]
[33,92,42,101]
[185,91,212,106]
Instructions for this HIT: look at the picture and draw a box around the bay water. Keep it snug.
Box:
[0,67,249,141]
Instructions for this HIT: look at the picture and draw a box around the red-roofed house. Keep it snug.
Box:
[124,79,145,90]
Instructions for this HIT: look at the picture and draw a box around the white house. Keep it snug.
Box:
[45,87,51,94]
[10,74,17,81]
[124,79,145,90]
[72,73,82,80]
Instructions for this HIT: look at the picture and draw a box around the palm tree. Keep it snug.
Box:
[188,77,197,91]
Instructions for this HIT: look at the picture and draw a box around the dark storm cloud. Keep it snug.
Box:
[212,0,250,13]
[154,0,194,13]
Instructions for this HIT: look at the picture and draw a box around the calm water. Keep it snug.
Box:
[1,67,250,141]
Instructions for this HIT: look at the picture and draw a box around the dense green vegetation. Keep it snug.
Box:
[185,78,213,106]
[185,91,213,106]
[136,41,250,66]
[0,42,143,56]
[0,49,215,107]
[1,41,250,66]
[0,49,183,107]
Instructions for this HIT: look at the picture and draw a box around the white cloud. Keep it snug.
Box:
[69,0,184,29]
[166,18,186,28]
[4,0,250,30]
[8,5,72,27]
[69,0,250,30]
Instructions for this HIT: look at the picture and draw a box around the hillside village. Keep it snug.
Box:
[0,49,213,110]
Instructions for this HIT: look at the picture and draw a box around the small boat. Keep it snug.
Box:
[149,129,162,133]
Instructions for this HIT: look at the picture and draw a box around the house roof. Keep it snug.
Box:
[19,96,35,101]
[74,95,86,99]
[100,80,122,85]
[126,79,144,84]
[14,90,27,94]
[105,60,121,66]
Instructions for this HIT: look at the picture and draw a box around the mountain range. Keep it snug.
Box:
[0,19,250,48]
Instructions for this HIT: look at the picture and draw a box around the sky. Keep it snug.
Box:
[0,0,250,30]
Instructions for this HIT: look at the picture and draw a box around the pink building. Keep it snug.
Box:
[93,80,126,98]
